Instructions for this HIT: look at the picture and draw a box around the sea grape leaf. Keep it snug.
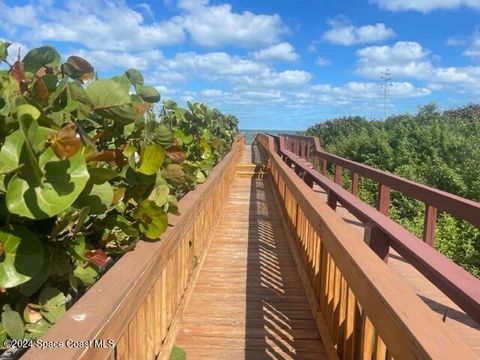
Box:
[47,250,72,276]
[0,323,6,348]
[148,185,170,207]
[166,145,186,164]
[169,346,186,360]
[0,224,44,288]
[73,264,98,287]
[63,55,94,81]
[84,249,107,267]
[2,304,24,339]
[17,104,43,180]
[23,304,42,324]
[138,144,165,175]
[136,85,160,103]
[6,148,90,219]
[0,41,10,61]
[25,319,50,339]
[77,182,113,214]
[19,262,50,297]
[88,167,118,184]
[161,164,185,185]
[39,287,66,323]
[22,46,61,73]
[133,200,168,239]
[87,80,135,123]
[47,122,81,160]
[163,99,177,110]
[154,125,174,148]
[125,68,144,86]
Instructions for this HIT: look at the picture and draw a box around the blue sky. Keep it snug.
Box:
[1,0,480,130]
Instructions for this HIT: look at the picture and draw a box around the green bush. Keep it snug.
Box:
[0,42,238,345]
[305,104,480,278]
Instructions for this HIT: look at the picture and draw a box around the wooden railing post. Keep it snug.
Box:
[322,159,327,175]
[423,204,437,247]
[351,172,359,196]
[313,154,319,172]
[334,165,342,185]
[327,190,338,210]
[306,143,311,162]
[377,184,390,216]
[364,224,389,263]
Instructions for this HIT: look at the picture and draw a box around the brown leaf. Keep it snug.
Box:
[48,123,81,160]
[67,56,94,81]
[84,249,108,267]
[112,187,126,205]
[87,149,126,167]
[32,78,49,105]
[9,60,28,93]
[166,145,186,164]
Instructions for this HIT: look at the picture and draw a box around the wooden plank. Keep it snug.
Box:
[174,173,326,358]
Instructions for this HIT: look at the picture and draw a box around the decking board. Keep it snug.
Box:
[174,145,326,359]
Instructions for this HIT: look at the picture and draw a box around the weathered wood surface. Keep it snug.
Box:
[258,133,477,360]
[293,154,480,355]
[175,145,327,359]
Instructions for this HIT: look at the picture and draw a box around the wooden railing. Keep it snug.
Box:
[283,134,480,247]
[278,133,480,324]
[257,133,476,360]
[23,134,244,360]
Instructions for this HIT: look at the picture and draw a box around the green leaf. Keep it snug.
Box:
[162,164,185,185]
[17,104,43,180]
[73,264,98,287]
[19,262,50,297]
[169,346,186,360]
[0,41,10,61]
[125,68,144,86]
[88,167,118,184]
[154,125,174,148]
[2,305,24,339]
[87,79,131,108]
[133,200,168,240]
[6,138,90,219]
[163,99,177,110]
[136,85,160,103]
[138,144,165,175]
[0,322,7,349]
[39,287,66,323]
[25,319,50,339]
[0,225,44,288]
[22,46,61,73]
[148,185,170,207]
[77,182,113,214]
[47,250,72,276]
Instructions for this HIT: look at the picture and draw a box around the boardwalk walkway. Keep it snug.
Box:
[174,145,326,359]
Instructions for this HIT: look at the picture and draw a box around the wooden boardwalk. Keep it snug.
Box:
[174,145,326,359]
[291,155,480,355]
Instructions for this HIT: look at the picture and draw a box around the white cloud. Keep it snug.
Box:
[371,0,480,12]
[71,49,164,71]
[0,0,287,51]
[201,89,224,97]
[355,41,480,94]
[356,41,431,78]
[177,0,287,48]
[315,56,331,66]
[253,43,299,61]
[313,81,430,100]
[322,21,395,45]
[462,32,480,57]
[156,51,311,89]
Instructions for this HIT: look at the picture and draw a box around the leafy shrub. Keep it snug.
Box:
[305,104,480,278]
[0,42,238,346]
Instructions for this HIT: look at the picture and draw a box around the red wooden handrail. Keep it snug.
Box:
[266,133,480,324]
[282,133,480,246]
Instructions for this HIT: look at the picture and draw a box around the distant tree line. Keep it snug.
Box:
[305,103,480,278]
